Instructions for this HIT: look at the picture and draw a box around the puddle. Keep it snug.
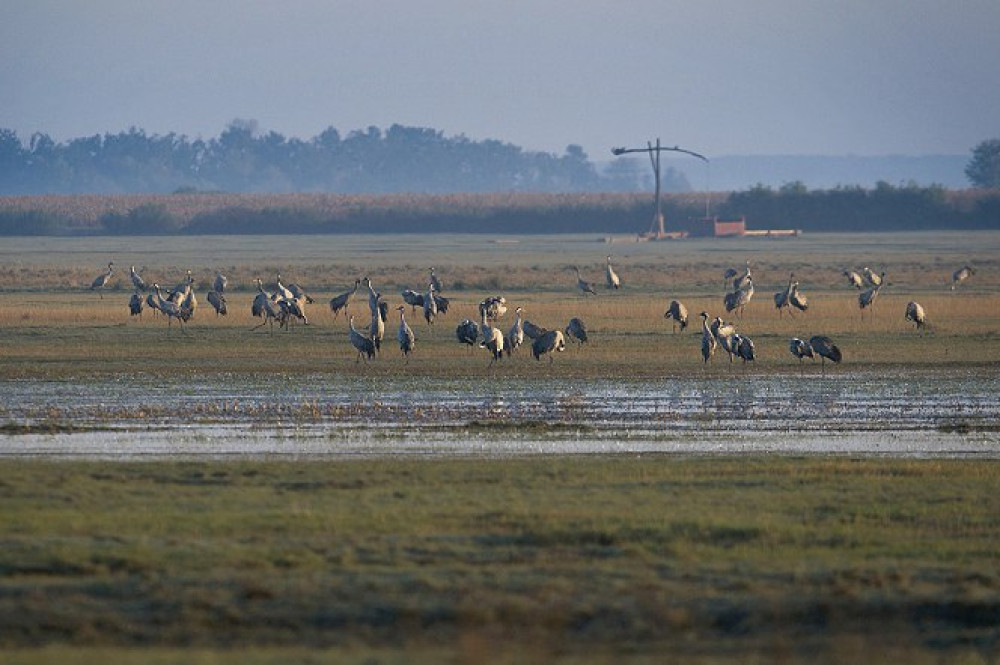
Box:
[1,369,997,458]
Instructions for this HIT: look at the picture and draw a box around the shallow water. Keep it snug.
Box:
[1,368,997,458]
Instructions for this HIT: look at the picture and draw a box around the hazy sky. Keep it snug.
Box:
[3,0,998,159]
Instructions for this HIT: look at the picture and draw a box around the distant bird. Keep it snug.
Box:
[905,301,928,334]
[774,274,793,317]
[329,279,361,319]
[574,267,597,296]
[605,255,621,290]
[128,291,143,317]
[207,290,227,316]
[456,319,481,349]
[699,312,716,364]
[152,283,188,329]
[396,306,415,360]
[370,296,385,352]
[480,312,505,364]
[275,273,295,301]
[170,270,193,301]
[145,292,160,316]
[951,265,974,290]
[363,276,380,316]
[725,276,754,318]
[733,333,755,364]
[401,289,424,312]
[843,270,864,290]
[129,265,147,293]
[479,296,507,321]
[565,317,588,345]
[278,296,308,329]
[531,329,566,363]
[789,337,814,362]
[348,315,376,363]
[521,319,548,340]
[286,280,313,304]
[808,335,842,372]
[429,267,443,293]
[423,282,438,325]
[213,271,228,294]
[91,262,114,298]
[732,260,752,292]
[862,267,883,288]
[788,281,809,313]
[251,278,281,332]
[664,299,688,332]
[506,307,525,356]
[858,277,884,316]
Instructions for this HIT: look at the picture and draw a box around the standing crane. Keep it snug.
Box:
[808,335,842,374]
[396,306,415,361]
[605,256,621,290]
[480,310,505,365]
[423,282,438,325]
[951,266,974,290]
[574,267,597,296]
[129,265,147,292]
[506,307,525,356]
[843,270,864,289]
[329,279,361,319]
[664,299,688,332]
[565,317,588,346]
[91,262,115,298]
[348,315,376,363]
[611,139,707,239]
[429,267,443,294]
[905,301,928,334]
[531,329,566,363]
[699,312,716,364]
[789,337,814,363]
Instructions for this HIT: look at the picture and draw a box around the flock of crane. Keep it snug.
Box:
[90,257,977,368]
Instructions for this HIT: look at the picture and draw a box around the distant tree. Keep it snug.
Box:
[966,139,1000,188]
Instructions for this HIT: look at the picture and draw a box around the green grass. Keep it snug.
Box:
[1,457,999,663]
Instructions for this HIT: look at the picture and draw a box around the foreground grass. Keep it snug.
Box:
[1,457,998,663]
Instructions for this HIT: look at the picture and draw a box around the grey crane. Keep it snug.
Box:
[278,295,308,329]
[858,276,884,317]
[789,337,814,362]
[329,279,361,319]
[479,296,507,321]
[401,289,424,312]
[480,311,505,364]
[251,278,281,333]
[732,333,755,364]
[363,276,380,316]
[725,276,754,318]
[951,265,974,290]
[732,260,752,291]
[348,315,376,363]
[605,255,621,290]
[506,307,525,356]
[423,282,438,325]
[129,265,147,293]
[843,269,864,289]
[788,281,809,313]
[128,290,143,317]
[664,299,688,332]
[565,317,588,346]
[213,270,228,294]
[91,262,114,298]
[152,283,188,329]
[574,267,597,296]
[274,273,295,301]
[456,319,481,349]
[862,267,883,288]
[169,270,193,302]
[531,329,566,363]
[712,316,738,363]
[396,306,415,360]
[370,294,385,353]
[207,290,227,316]
[773,274,793,317]
[145,292,161,316]
[699,312,717,364]
[808,335,842,373]
[429,267,443,293]
[905,301,928,334]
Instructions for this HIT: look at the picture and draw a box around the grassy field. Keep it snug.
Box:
[1,231,999,663]
[1,457,999,664]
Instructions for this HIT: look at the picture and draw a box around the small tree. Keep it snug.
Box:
[965,139,1000,188]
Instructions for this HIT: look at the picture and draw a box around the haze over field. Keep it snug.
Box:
[4,2,998,163]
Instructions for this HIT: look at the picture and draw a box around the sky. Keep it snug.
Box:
[3,0,999,161]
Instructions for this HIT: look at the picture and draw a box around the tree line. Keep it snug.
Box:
[0,121,691,196]
[1,184,997,236]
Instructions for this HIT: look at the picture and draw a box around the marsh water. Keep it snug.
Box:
[1,368,997,458]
